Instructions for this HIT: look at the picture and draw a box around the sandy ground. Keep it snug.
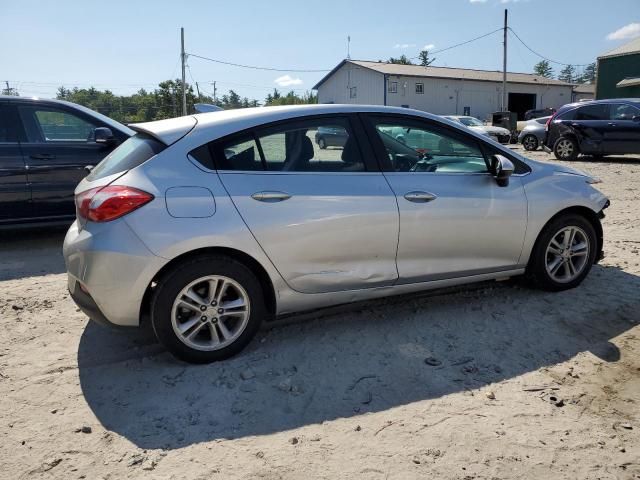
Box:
[1,146,639,480]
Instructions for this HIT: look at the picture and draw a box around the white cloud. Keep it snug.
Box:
[422,43,435,51]
[606,23,640,41]
[274,75,303,87]
[469,0,488,3]
[394,43,416,49]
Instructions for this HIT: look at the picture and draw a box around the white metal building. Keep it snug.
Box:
[314,60,574,121]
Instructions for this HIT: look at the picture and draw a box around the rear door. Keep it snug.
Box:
[16,102,115,217]
[605,103,640,154]
[0,102,31,222]
[212,114,400,294]
[569,104,609,154]
[363,114,527,283]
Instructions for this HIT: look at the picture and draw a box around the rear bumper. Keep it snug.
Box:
[63,219,166,327]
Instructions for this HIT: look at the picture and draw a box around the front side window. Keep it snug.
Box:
[610,104,640,121]
[574,104,608,121]
[388,81,398,94]
[18,106,98,142]
[214,117,365,173]
[370,117,488,174]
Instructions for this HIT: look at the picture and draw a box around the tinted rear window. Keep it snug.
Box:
[87,133,165,180]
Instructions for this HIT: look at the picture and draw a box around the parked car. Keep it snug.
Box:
[544,99,640,161]
[64,104,609,363]
[314,125,348,149]
[518,116,551,151]
[524,108,555,121]
[0,96,133,226]
[443,115,511,143]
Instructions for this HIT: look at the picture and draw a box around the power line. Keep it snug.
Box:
[507,28,592,67]
[187,53,331,73]
[409,28,503,60]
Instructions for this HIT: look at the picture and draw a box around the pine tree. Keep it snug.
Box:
[533,60,554,79]
[558,65,576,83]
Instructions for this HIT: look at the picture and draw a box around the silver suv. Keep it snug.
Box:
[63,105,609,363]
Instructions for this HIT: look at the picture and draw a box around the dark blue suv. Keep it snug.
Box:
[544,98,640,161]
[0,96,132,226]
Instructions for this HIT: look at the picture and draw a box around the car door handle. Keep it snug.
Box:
[251,191,292,202]
[29,154,56,160]
[607,122,617,127]
[404,191,437,203]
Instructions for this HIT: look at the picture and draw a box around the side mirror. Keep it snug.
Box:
[490,154,515,187]
[94,127,115,145]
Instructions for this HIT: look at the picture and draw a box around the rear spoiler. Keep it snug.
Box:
[128,115,198,146]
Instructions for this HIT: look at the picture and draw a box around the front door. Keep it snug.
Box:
[0,102,31,222]
[16,103,114,218]
[605,103,640,154]
[364,114,527,283]
[212,115,399,294]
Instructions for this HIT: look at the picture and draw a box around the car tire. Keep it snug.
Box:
[553,136,579,161]
[527,214,597,292]
[522,134,539,151]
[150,255,266,363]
[318,137,327,149]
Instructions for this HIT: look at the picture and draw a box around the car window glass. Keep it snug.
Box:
[218,136,263,171]
[372,119,487,173]
[610,104,639,121]
[574,104,608,121]
[257,118,364,172]
[0,105,19,142]
[18,106,97,142]
[87,133,165,180]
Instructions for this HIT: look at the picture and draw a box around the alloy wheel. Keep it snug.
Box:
[523,135,538,151]
[545,226,590,283]
[171,275,251,351]
[556,139,574,159]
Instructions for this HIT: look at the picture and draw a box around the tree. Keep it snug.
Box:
[558,64,577,83]
[578,62,597,84]
[387,54,413,65]
[533,60,554,79]
[418,50,435,67]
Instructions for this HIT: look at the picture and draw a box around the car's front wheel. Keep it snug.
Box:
[151,255,265,363]
[522,134,539,151]
[553,136,579,161]
[528,214,597,291]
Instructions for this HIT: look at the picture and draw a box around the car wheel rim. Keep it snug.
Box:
[524,136,537,150]
[545,226,590,283]
[171,275,251,351]
[557,139,574,158]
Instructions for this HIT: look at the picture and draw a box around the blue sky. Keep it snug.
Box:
[2,0,639,102]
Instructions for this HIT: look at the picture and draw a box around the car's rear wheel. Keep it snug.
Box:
[527,214,597,291]
[522,134,539,151]
[318,137,327,149]
[151,255,265,363]
[553,137,579,161]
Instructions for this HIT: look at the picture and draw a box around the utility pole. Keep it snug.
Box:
[180,27,187,116]
[212,81,217,103]
[195,81,201,102]
[502,9,508,112]
[347,35,351,60]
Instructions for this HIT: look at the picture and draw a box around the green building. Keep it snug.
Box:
[596,37,640,99]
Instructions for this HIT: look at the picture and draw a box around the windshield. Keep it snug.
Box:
[458,117,484,127]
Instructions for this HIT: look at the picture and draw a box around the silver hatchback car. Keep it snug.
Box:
[64,105,609,363]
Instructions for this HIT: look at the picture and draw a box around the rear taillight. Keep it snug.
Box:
[75,185,154,222]
[545,114,556,132]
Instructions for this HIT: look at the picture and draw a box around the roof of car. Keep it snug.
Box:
[130,104,448,145]
[558,98,640,110]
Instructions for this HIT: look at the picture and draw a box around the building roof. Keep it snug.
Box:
[599,37,640,59]
[573,83,595,94]
[616,77,640,88]
[313,59,573,89]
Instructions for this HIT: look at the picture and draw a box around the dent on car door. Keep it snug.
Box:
[571,104,609,153]
[363,114,528,283]
[0,102,32,221]
[16,104,113,217]
[211,115,400,294]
